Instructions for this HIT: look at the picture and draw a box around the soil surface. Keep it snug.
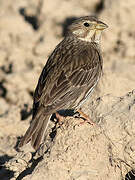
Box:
[0,0,135,179]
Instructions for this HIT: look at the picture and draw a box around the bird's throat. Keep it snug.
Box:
[92,30,102,44]
[78,29,101,44]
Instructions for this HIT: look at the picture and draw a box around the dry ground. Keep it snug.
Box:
[0,0,135,179]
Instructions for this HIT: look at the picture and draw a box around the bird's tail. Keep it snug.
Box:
[19,107,50,150]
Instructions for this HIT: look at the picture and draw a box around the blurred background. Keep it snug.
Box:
[0,0,135,179]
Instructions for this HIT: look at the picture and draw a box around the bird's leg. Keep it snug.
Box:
[76,109,94,125]
[55,112,64,125]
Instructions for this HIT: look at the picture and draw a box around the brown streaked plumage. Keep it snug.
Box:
[19,16,108,150]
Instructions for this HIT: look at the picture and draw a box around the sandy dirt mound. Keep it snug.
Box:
[0,0,135,179]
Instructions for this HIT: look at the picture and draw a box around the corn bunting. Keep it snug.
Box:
[19,16,108,150]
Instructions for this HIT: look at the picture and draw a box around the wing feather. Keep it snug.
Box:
[33,41,102,116]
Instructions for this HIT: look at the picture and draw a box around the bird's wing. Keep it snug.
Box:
[33,43,102,116]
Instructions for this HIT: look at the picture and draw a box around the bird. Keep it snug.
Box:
[19,16,108,150]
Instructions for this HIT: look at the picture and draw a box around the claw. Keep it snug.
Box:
[55,112,64,125]
[76,109,94,125]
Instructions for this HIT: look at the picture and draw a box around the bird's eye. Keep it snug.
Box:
[83,22,90,27]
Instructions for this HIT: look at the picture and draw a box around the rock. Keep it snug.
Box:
[0,0,135,179]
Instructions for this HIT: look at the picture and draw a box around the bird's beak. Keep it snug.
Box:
[96,21,108,30]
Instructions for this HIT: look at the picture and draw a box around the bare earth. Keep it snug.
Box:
[0,0,135,180]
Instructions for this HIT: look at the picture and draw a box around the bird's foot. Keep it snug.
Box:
[55,112,64,125]
[74,109,94,125]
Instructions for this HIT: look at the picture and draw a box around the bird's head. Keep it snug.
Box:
[67,16,108,44]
